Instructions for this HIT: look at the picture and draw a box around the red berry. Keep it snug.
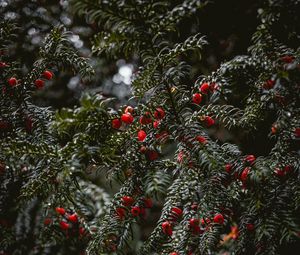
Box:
[213,213,224,224]
[246,223,255,231]
[55,207,66,215]
[263,79,275,89]
[271,125,277,134]
[191,203,198,211]
[35,79,44,89]
[124,106,134,114]
[177,151,185,163]
[59,221,69,230]
[275,168,285,177]
[43,70,53,80]
[154,107,165,119]
[210,82,219,91]
[139,146,147,154]
[200,82,210,94]
[162,221,172,236]
[146,150,159,161]
[0,62,8,67]
[171,207,183,218]
[240,167,250,182]
[192,93,202,104]
[189,218,199,228]
[153,120,160,129]
[245,155,255,165]
[225,163,232,173]
[170,253,179,255]
[205,116,215,127]
[139,112,152,125]
[121,113,134,124]
[8,77,17,87]
[137,130,147,141]
[284,165,292,173]
[121,196,134,207]
[44,218,52,225]
[143,198,153,208]
[281,55,294,63]
[112,118,122,129]
[295,128,300,138]
[79,227,85,235]
[131,206,141,217]
[196,135,207,144]
[68,213,78,223]
[116,207,126,220]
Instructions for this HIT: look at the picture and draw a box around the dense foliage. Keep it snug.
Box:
[1,0,300,255]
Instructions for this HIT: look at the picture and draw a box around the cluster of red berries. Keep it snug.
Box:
[192,82,219,105]
[115,196,153,220]
[112,106,166,131]
[274,165,293,178]
[7,70,53,90]
[223,155,256,186]
[44,207,86,238]
[161,205,225,237]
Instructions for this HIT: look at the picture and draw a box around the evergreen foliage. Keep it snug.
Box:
[1,0,300,255]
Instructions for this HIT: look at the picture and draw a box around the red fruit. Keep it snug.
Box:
[0,62,8,67]
[275,168,285,177]
[196,135,207,144]
[170,253,179,255]
[43,70,53,80]
[281,55,294,63]
[55,207,66,215]
[192,225,202,234]
[240,167,250,182]
[192,93,202,104]
[153,120,160,129]
[111,118,121,129]
[121,196,134,206]
[263,79,275,89]
[205,116,215,127]
[225,163,232,173]
[131,206,141,217]
[189,218,199,228]
[191,203,198,211]
[139,146,147,154]
[137,130,147,141]
[146,150,159,161]
[59,221,69,230]
[116,207,126,220]
[171,207,183,218]
[68,213,78,223]
[79,227,85,235]
[271,125,277,134]
[245,155,256,165]
[295,128,300,138]
[177,151,185,163]
[284,165,292,173]
[213,213,224,224]
[35,79,44,89]
[143,198,153,208]
[8,77,17,87]
[124,106,134,114]
[155,131,169,141]
[246,223,255,231]
[210,82,219,91]
[44,218,52,225]
[139,112,152,125]
[162,221,172,236]
[121,113,134,124]
[154,107,165,120]
[200,82,210,94]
